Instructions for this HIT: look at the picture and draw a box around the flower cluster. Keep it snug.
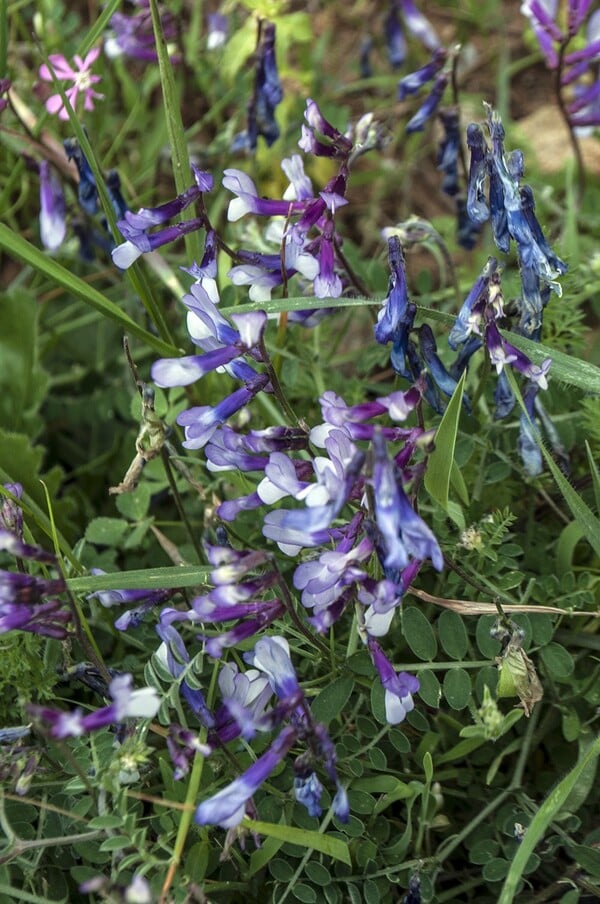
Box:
[521,0,600,128]
[232,20,283,151]
[0,484,71,639]
[465,104,567,338]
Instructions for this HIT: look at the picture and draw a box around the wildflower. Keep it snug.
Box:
[106,1,179,63]
[38,48,103,120]
[385,1,407,68]
[372,430,443,572]
[195,724,297,828]
[0,77,10,113]
[367,638,419,724]
[112,165,211,269]
[38,161,66,251]
[155,624,214,726]
[207,13,229,50]
[398,0,440,51]
[518,382,543,476]
[299,98,353,160]
[29,673,160,738]
[64,137,99,216]
[437,108,460,197]
[375,236,410,345]
[233,21,283,151]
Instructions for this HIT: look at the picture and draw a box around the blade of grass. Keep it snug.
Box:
[67,565,211,594]
[148,0,202,264]
[498,734,600,904]
[506,368,600,557]
[0,223,177,357]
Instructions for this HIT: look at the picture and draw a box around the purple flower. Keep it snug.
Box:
[106,1,179,64]
[294,771,324,817]
[405,71,449,133]
[88,568,172,630]
[518,382,543,476]
[399,0,440,51]
[195,725,296,828]
[298,99,353,160]
[63,138,98,216]
[244,636,302,701]
[437,108,460,197]
[448,257,499,349]
[152,310,267,388]
[207,13,228,50]
[1,483,23,537]
[398,47,446,100]
[372,430,443,572]
[385,2,407,68]
[155,624,214,726]
[38,48,103,120]
[177,374,270,450]
[375,236,410,345]
[29,674,160,739]
[112,165,211,268]
[0,572,70,639]
[368,639,419,724]
[39,161,66,251]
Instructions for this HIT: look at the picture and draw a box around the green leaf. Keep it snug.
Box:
[556,521,585,573]
[98,836,132,852]
[417,669,441,708]
[585,440,600,513]
[506,368,600,558]
[424,369,466,510]
[68,565,211,593]
[443,668,472,710]
[498,734,600,904]
[311,676,355,725]
[483,858,510,882]
[0,289,48,434]
[403,606,438,660]
[503,330,600,395]
[540,643,574,680]
[438,610,469,659]
[243,819,351,865]
[85,517,129,548]
[0,224,176,358]
[569,843,600,877]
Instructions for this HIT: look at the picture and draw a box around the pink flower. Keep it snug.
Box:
[38,47,103,121]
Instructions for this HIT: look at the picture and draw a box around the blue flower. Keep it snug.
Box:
[39,160,66,251]
[368,638,420,724]
[195,725,296,828]
[375,236,410,345]
[372,430,443,572]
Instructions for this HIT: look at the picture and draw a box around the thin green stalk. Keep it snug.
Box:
[148,0,202,264]
[159,659,220,903]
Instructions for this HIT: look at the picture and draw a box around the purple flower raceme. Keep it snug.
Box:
[521,1,600,127]
[193,637,348,828]
[372,430,443,573]
[28,673,160,739]
[0,490,71,639]
[39,160,66,251]
[233,21,283,151]
[106,0,179,63]
[111,165,212,269]
[464,106,567,337]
